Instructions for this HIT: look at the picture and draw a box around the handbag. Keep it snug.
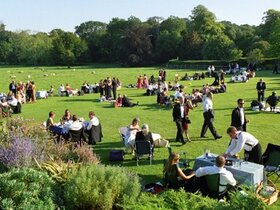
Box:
[109,150,124,161]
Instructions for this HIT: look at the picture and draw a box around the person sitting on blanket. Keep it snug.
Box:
[266,91,279,112]
[164,152,195,191]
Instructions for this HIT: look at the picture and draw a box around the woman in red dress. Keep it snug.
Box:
[182,99,193,142]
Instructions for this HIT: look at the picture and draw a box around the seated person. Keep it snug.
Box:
[135,124,153,145]
[122,95,138,107]
[58,84,66,96]
[7,94,21,114]
[69,114,83,131]
[46,111,56,129]
[135,124,154,155]
[85,111,102,145]
[61,109,72,123]
[195,156,236,195]
[266,91,279,112]
[116,94,123,107]
[0,98,11,117]
[47,86,54,96]
[125,118,140,152]
[81,81,90,94]
[164,152,195,191]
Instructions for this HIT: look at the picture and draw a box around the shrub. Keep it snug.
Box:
[63,164,141,210]
[0,133,35,169]
[0,168,56,210]
[121,188,266,210]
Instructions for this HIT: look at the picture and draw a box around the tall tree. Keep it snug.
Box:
[268,19,280,58]
[258,9,280,40]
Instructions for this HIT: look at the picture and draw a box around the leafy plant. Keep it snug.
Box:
[0,168,56,210]
[63,164,141,210]
[0,134,35,169]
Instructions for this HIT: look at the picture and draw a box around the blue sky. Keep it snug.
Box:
[1,0,280,32]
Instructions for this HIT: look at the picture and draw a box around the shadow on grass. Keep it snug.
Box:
[58,98,99,103]
[141,103,172,111]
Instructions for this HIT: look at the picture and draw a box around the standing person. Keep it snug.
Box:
[256,78,266,101]
[106,77,112,100]
[31,81,36,102]
[172,96,187,144]
[183,99,193,142]
[9,80,17,96]
[85,111,101,145]
[112,77,118,100]
[224,126,262,164]
[200,92,222,140]
[231,99,249,131]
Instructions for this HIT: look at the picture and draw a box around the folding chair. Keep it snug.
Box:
[119,126,128,142]
[69,128,85,146]
[135,141,152,166]
[262,143,280,183]
[201,174,228,200]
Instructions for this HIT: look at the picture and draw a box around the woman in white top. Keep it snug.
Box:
[125,118,140,152]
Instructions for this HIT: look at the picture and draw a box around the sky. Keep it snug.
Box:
[1,0,280,33]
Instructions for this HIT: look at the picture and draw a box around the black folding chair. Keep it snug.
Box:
[262,143,280,183]
[200,174,228,200]
[69,128,85,146]
[135,141,152,166]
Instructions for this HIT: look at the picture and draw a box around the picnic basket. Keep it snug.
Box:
[256,180,279,205]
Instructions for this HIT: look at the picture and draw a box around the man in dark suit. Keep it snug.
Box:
[172,96,186,144]
[231,99,249,131]
[9,80,17,96]
[256,78,266,101]
[112,77,118,100]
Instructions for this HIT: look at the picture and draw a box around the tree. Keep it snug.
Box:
[247,48,264,64]
[50,30,87,66]
[188,5,224,41]
[258,9,280,40]
[160,16,186,34]
[178,31,203,59]
[268,19,280,58]
[202,34,242,60]
[155,30,182,62]
[75,21,107,40]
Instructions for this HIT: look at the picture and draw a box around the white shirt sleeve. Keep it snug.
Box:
[86,117,99,130]
[226,133,246,156]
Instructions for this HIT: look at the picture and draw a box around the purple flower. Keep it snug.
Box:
[0,134,35,168]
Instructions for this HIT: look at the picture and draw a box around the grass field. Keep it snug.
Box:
[1,66,280,204]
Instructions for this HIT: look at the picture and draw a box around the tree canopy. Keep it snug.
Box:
[0,5,279,66]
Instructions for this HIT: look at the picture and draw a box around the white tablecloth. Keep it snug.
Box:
[36,90,48,99]
[193,153,264,186]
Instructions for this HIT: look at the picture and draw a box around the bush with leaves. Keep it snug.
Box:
[121,188,266,210]
[63,164,141,210]
[0,133,35,169]
[0,168,56,210]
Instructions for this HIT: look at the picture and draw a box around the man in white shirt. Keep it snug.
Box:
[200,92,222,140]
[86,111,99,130]
[196,156,236,193]
[224,126,262,163]
[69,115,83,131]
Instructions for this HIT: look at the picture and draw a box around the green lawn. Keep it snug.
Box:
[1,66,280,206]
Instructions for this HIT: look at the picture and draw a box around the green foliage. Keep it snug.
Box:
[0,168,56,210]
[63,164,141,210]
[247,48,264,64]
[122,189,266,210]
[203,34,242,60]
